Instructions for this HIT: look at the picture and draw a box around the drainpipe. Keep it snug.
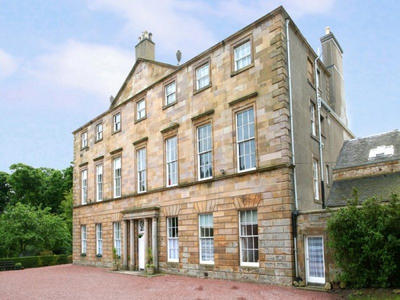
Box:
[285,18,299,279]
[314,52,326,209]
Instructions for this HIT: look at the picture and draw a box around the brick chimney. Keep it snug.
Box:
[321,27,348,126]
[135,31,155,61]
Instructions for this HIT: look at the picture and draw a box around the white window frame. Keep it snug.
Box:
[136,99,146,120]
[81,169,87,205]
[113,157,121,198]
[234,40,252,72]
[81,132,88,149]
[96,164,103,202]
[96,123,103,141]
[81,225,87,254]
[311,104,316,136]
[195,63,210,90]
[165,136,178,187]
[236,107,256,172]
[199,214,214,265]
[165,81,176,106]
[113,113,121,132]
[167,217,179,262]
[113,222,121,257]
[239,210,259,267]
[96,223,103,256]
[137,148,146,193]
[305,235,326,284]
[313,158,320,201]
[197,123,213,180]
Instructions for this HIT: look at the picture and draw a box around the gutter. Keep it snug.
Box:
[285,18,300,279]
[314,52,326,209]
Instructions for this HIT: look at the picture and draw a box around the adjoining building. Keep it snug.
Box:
[72,6,354,286]
[297,130,400,284]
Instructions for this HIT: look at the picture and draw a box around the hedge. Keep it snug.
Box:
[0,254,72,270]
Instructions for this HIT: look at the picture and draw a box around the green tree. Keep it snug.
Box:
[60,190,73,235]
[0,171,10,213]
[7,164,73,214]
[0,203,71,257]
[327,193,400,288]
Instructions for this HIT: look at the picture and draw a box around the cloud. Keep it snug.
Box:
[29,40,133,98]
[0,49,18,79]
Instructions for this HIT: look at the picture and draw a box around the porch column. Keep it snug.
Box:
[144,218,149,268]
[129,220,135,270]
[122,220,128,269]
[152,217,158,269]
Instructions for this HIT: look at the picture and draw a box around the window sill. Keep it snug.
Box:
[311,134,320,143]
[80,146,89,151]
[168,259,179,263]
[200,262,214,266]
[135,117,147,124]
[240,262,259,268]
[137,190,147,194]
[238,167,256,174]
[166,184,178,188]
[162,102,177,110]
[112,130,121,136]
[231,63,254,77]
[193,84,211,96]
[94,138,103,144]
[198,176,213,182]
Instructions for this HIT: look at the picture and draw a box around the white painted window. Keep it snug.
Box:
[113,157,121,198]
[81,132,88,149]
[96,164,103,202]
[197,124,212,180]
[196,63,210,90]
[81,225,87,254]
[305,236,325,284]
[81,169,87,205]
[234,40,251,71]
[96,123,103,141]
[113,113,121,132]
[167,217,179,262]
[239,210,259,267]
[137,148,146,193]
[166,136,178,187]
[199,214,214,264]
[96,223,103,256]
[236,108,256,172]
[113,222,121,257]
[165,81,176,105]
[137,99,146,120]
[313,158,320,201]
[311,104,316,136]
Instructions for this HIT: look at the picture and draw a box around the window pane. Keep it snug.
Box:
[239,210,258,264]
[234,41,251,71]
[196,63,210,90]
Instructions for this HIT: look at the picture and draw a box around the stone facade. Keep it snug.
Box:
[72,6,351,286]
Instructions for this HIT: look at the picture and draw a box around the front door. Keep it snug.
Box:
[138,219,145,270]
[305,236,325,284]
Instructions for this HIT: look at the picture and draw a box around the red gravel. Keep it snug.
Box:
[0,264,338,300]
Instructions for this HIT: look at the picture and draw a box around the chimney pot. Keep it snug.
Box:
[325,26,331,35]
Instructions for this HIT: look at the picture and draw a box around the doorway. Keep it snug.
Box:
[138,219,145,270]
[305,236,325,284]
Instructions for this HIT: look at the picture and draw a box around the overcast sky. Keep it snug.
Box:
[0,0,399,172]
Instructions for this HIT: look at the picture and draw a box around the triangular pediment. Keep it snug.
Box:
[111,58,177,108]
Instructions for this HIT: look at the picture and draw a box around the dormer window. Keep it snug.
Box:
[368,145,394,159]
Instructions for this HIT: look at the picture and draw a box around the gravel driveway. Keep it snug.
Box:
[0,264,337,299]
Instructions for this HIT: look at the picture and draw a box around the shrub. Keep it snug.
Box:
[327,192,400,288]
[0,254,72,270]
[14,262,22,270]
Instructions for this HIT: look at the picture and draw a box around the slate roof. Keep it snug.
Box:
[327,171,400,207]
[335,130,400,169]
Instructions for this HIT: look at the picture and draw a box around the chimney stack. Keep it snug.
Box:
[320,27,348,125]
[135,31,155,61]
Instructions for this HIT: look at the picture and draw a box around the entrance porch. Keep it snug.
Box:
[121,206,159,271]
